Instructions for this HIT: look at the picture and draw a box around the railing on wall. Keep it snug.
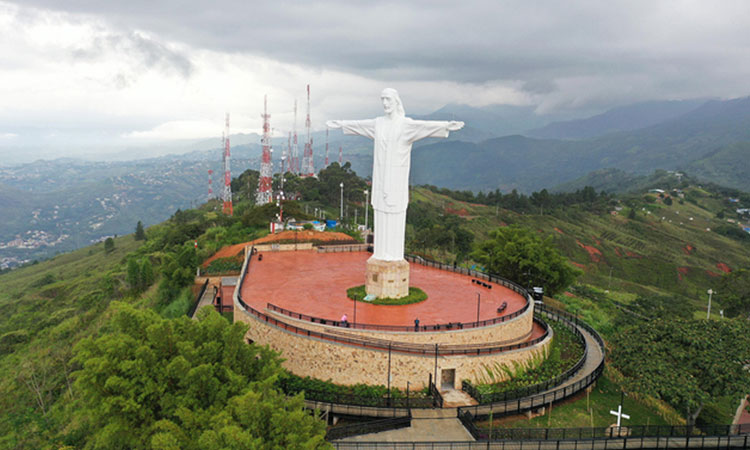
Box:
[461,306,588,404]
[187,279,209,317]
[266,301,530,333]
[325,414,412,441]
[458,304,606,420]
[237,251,550,357]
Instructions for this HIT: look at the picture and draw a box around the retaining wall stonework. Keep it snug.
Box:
[234,301,551,390]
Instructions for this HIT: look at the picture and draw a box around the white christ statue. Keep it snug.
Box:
[327,88,464,263]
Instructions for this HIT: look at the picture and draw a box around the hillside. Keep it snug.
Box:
[526,99,707,139]
[408,184,749,317]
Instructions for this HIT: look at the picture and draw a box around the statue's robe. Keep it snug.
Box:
[339,116,456,261]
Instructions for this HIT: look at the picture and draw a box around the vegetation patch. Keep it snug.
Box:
[346,285,427,305]
[470,320,585,396]
[204,255,243,274]
[279,372,429,406]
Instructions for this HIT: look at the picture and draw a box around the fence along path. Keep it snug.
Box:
[458,304,605,418]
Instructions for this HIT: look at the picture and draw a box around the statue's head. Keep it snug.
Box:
[381,88,405,117]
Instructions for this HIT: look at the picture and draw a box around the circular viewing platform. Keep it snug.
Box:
[234,248,550,391]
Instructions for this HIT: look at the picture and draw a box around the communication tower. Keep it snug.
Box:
[207,169,214,200]
[256,95,273,205]
[339,145,343,166]
[292,100,299,174]
[302,84,314,176]
[222,114,233,215]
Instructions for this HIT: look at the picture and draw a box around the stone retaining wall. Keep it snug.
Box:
[235,301,551,390]
[264,306,534,346]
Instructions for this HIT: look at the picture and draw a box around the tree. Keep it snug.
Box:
[718,269,750,318]
[135,221,147,241]
[611,318,750,425]
[70,303,328,448]
[103,238,115,254]
[471,226,581,296]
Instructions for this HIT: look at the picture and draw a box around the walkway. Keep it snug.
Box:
[341,409,474,443]
[242,250,528,327]
[191,284,217,320]
[460,313,604,416]
[332,310,605,442]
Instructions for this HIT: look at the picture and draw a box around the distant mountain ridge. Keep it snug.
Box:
[526,99,708,139]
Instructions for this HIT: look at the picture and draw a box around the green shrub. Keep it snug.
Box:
[347,285,427,305]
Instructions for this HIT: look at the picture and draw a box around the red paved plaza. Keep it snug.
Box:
[241,250,529,327]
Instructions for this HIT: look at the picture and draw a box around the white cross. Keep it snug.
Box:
[609,404,630,427]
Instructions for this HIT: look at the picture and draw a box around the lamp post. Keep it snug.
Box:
[476,292,481,323]
[707,289,713,319]
[364,189,369,230]
[339,182,344,220]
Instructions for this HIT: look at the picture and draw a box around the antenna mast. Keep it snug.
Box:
[222,113,233,215]
[339,145,343,166]
[303,84,314,176]
[256,95,273,205]
[207,169,214,200]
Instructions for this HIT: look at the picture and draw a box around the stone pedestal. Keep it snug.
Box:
[365,257,410,299]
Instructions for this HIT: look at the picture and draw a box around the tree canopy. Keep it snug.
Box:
[610,318,750,424]
[717,269,750,319]
[69,303,328,449]
[471,226,580,295]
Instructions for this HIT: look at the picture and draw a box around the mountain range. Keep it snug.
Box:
[2,95,750,267]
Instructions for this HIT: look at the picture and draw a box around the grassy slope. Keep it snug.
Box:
[0,234,143,445]
[411,185,748,426]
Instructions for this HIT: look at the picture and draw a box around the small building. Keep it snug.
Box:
[214,276,238,314]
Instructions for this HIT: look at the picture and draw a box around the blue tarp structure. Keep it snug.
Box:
[326,220,338,229]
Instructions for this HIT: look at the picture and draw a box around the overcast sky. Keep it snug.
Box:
[1,0,750,162]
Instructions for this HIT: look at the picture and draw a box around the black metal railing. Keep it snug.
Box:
[468,422,750,441]
[457,303,605,420]
[187,279,209,317]
[332,434,750,448]
[461,308,588,404]
[267,301,531,333]
[429,380,444,408]
[325,414,412,441]
[238,257,550,357]
[405,254,531,300]
[317,244,370,253]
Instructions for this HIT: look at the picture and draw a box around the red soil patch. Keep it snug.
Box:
[614,247,623,257]
[563,291,576,298]
[571,261,586,269]
[498,222,508,227]
[202,230,356,267]
[677,267,689,281]
[682,244,695,255]
[716,262,732,273]
[554,227,565,235]
[706,270,720,278]
[625,250,643,259]
[445,206,469,216]
[576,240,603,262]
[592,236,602,246]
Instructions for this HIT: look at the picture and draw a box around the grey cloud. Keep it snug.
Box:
[12,0,750,113]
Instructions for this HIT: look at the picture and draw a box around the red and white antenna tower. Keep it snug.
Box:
[256,95,273,205]
[339,145,343,165]
[303,84,314,176]
[222,113,233,215]
[207,169,214,200]
[324,128,329,167]
[292,99,299,174]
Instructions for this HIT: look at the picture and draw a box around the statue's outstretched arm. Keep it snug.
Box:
[327,119,376,140]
